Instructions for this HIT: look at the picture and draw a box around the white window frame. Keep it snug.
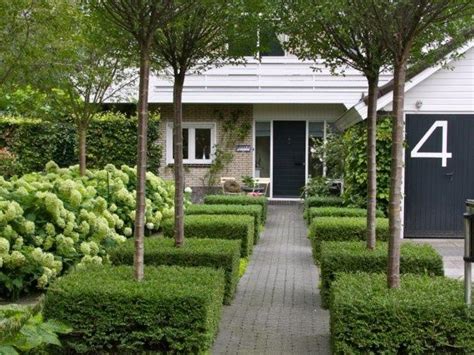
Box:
[166,122,216,165]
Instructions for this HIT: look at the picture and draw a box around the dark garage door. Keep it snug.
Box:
[405,114,474,238]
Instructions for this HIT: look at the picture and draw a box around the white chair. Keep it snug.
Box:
[254,177,270,196]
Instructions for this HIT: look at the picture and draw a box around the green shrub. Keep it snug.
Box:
[203,195,268,223]
[0,163,176,300]
[308,217,389,262]
[343,117,392,213]
[319,241,444,308]
[44,265,225,354]
[330,273,474,353]
[0,302,71,354]
[304,196,344,219]
[186,204,263,243]
[110,238,240,304]
[162,215,254,257]
[239,257,249,278]
[307,206,384,225]
[0,113,161,177]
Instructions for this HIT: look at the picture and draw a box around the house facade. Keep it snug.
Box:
[142,42,474,238]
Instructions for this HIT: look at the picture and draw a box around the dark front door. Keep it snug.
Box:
[405,114,474,238]
[273,121,306,197]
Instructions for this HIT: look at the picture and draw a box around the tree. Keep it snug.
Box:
[0,0,74,89]
[53,5,137,176]
[279,0,390,250]
[366,0,473,288]
[92,0,174,281]
[152,0,263,246]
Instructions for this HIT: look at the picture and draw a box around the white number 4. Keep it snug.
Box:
[410,120,452,167]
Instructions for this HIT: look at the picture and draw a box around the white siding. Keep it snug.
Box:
[383,47,474,113]
[149,55,392,107]
[253,104,346,122]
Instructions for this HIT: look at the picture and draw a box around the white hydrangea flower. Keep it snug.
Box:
[123,227,132,237]
[184,187,192,193]
[0,238,10,255]
[146,222,154,230]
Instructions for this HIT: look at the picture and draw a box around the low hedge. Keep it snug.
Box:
[110,238,241,304]
[307,206,384,225]
[44,265,225,354]
[319,241,444,308]
[331,273,474,353]
[186,204,263,243]
[203,195,267,223]
[162,215,254,257]
[308,217,390,262]
[305,196,344,209]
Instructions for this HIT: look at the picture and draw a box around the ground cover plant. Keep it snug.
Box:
[0,301,71,354]
[204,195,268,223]
[308,217,390,262]
[186,204,263,242]
[307,206,384,225]
[319,241,443,307]
[44,265,225,354]
[162,215,254,257]
[330,273,474,353]
[0,162,176,299]
[110,237,241,304]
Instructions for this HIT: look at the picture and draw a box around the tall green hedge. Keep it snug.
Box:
[44,265,225,354]
[331,273,474,353]
[319,241,444,308]
[343,116,392,212]
[110,238,241,305]
[0,113,161,177]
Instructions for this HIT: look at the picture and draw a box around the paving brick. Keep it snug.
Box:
[212,205,330,354]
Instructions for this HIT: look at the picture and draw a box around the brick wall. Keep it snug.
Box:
[157,104,254,187]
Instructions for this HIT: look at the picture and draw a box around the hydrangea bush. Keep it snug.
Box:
[0,162,178,299]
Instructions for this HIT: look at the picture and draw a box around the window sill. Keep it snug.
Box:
[167,163,212,169]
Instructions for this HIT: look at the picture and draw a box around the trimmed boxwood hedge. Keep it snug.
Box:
[305,196,344,209]
[110,238,241,304]
[308,217,390,262]
[44,265,225,354]
[186,204,263,243]
[319,241,444,308]
[330,273,474,353]
[203,195,268,223]
[307,206,385,225]
[162,215,254,257]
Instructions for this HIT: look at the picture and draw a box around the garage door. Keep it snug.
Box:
[405,114,474,238]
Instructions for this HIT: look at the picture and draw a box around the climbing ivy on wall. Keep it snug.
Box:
[343,116,392,213]
[202,109,252,186]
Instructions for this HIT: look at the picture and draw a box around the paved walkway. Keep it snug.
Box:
[212,204,330,355]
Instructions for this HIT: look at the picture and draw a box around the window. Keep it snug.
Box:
[308,122,325,178]
[255,122,270,177]
[166,122,216,165]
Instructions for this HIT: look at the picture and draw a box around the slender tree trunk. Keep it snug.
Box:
[133,47,151,281]
[387,60,406,289]
[173,73,185,247]
[366,76,379,250]
[78,122,87,176]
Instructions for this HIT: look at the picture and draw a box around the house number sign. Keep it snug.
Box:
[235,145,252,152]
[410,120,452,167]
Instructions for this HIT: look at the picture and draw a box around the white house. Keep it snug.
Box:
[122,41,474,238]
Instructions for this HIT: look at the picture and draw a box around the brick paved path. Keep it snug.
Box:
[212,204,330,354]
